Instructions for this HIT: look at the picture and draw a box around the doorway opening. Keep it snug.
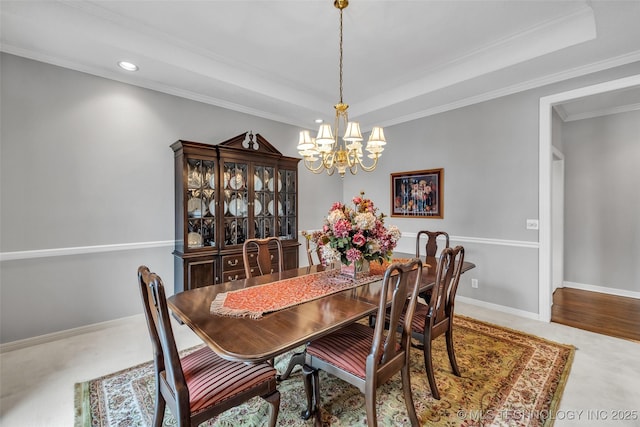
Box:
[538,74,640,322]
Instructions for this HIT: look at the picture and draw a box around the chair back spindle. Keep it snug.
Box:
[243,237,284,277]
[427,246,464,332]
[416,230,449,259]
[372,259,423,368]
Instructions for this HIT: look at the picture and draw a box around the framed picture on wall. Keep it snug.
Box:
[390,168,443,218]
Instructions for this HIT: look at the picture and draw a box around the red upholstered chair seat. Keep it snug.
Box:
[182,346,278,415]
[306,323,399,379]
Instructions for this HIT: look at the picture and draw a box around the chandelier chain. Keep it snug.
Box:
[339,7,343,105]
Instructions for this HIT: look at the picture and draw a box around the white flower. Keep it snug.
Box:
[353,212,376,230]
[320,244,341,263]
[327,209,345,225]
[387,225,401,242]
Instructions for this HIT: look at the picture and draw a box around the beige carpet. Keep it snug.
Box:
[75,315,574,426]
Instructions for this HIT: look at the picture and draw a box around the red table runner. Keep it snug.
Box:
[210,259,413,319]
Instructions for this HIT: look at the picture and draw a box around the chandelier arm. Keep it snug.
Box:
[303,150,342,174]
[304,158,330,174]
[323,151,337,170]
[355,155,380,172]
[303,152,337,174]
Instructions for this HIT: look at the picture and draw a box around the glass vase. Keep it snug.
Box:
[341,258,370,280]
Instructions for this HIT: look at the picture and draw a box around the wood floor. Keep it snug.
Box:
[551,287,640,342]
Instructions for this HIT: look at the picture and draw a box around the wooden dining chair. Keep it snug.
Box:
[137,266,280,427]
[301,259,423,427]
[416,230,449,259]
[410,245,465,400]
[301,231,322,266]
[416,230,449,301]
[242,236,284,278]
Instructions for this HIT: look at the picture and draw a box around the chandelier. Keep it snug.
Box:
[296,0,386,178]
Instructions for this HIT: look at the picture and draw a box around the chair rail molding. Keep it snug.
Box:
[0,240,174,261]
[300,230,539,250]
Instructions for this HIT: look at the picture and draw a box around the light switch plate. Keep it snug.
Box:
[526,219,539,230]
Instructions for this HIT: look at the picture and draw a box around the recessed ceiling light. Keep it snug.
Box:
[118,61,139,71]
[315,119,323,124]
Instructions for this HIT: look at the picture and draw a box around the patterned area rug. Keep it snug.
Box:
[74,315,574,427]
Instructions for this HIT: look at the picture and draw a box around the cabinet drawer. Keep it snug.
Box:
[221,254,244,271]
[221,268,247,282]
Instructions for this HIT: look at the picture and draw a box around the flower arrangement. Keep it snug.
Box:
[310,192,401,267]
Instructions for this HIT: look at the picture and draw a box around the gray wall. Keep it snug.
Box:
[2,52,639,344]
[562,110,640,291]
[0,54,341,343]
[343,92,542,312]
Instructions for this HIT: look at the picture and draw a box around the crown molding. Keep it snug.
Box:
[562,102,640,122]
[380,50,640,128]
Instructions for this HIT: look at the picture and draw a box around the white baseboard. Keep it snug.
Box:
[0,314,144,353]
[562,281,640,300]
[456,296,541,321]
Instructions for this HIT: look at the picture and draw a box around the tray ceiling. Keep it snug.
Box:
[2,0,640,129]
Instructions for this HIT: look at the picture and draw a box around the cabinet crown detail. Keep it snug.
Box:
[171,131,300,293]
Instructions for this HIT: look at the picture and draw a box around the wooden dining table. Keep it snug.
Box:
[168,255,475,364]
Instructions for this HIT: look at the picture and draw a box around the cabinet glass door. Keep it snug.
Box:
[279,169,297,240]
[253,165,276,238]
[186,158,216,248]
[223,161,249,246]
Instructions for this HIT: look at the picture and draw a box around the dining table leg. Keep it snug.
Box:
[301,364,318,421]
[277,350,307,381]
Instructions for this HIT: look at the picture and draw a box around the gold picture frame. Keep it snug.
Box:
[390,168,443,218]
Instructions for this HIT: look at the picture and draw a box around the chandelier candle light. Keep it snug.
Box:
[296,0,387,178]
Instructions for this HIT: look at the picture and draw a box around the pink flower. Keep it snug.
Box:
[352,232,366,247]
[332,219,351,238]
[346,248,362,263]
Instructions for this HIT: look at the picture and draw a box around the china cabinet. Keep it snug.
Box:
[172,132,300,292]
